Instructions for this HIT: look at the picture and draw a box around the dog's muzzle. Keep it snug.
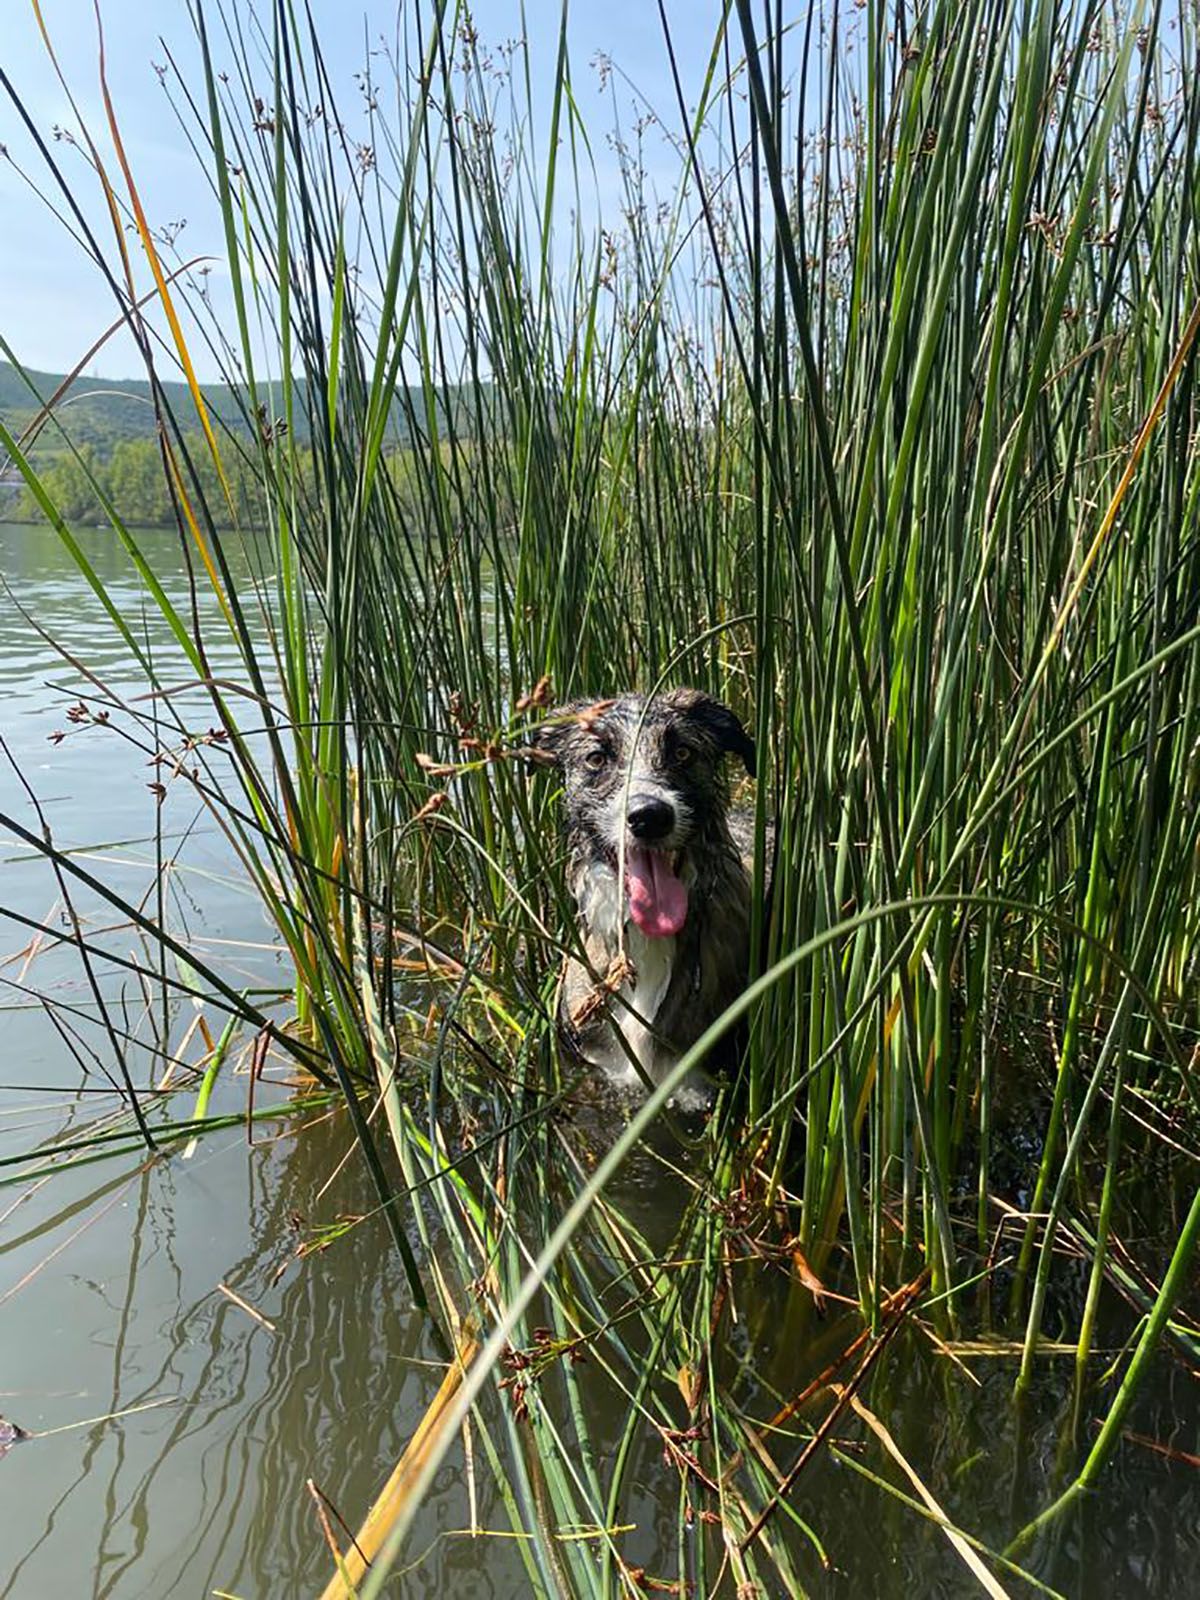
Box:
[627,794,675,841]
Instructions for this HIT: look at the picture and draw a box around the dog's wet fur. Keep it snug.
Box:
[536,688,764,1106]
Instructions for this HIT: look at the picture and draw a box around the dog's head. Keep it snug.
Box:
[534,688,756,939]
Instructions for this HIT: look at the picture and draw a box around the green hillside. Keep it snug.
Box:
[0,360,486,526]
[0,360,277,455]
[0,360,484,456]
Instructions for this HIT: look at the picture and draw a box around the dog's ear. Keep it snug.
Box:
[665,688,757,778]
[529,699,613,767]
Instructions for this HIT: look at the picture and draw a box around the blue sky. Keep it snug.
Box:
[0,1,726,381]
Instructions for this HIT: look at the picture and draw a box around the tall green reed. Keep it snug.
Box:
[5,0,1200,1588]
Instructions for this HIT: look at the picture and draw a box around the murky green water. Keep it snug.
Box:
[2,522,1200,1598]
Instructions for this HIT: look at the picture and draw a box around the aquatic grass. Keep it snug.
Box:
[4,0,1200,1590]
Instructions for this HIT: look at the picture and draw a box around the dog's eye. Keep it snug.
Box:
[673,742,695,766]
[583,746,610,771]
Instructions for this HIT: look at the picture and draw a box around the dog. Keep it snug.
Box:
[535,688,764,1103]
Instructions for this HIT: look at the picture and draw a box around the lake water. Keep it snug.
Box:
[0,522,498,1597]
[2,521,1200,1598]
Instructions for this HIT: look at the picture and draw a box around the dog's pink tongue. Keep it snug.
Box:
[626,847,688,938]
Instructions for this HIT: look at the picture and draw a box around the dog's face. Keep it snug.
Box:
[535,689,755,939]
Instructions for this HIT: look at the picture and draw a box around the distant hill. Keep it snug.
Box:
[0,361,484,463]
[0,361,284,457]
[0,360,491,528]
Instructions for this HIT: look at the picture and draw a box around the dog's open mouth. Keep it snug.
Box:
[625,846,687,938]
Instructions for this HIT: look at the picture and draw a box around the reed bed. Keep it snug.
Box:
[4,0,1200,1591]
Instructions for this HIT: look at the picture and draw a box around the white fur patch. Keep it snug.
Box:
[575,862,712,1110]
[617,921,675,1078]
[577,860,625,946]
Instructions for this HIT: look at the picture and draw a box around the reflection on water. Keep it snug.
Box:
[2,522,1200,1598]
[0,522,514,1597]
[2,1138,454,1598]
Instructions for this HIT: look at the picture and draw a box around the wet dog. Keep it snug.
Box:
[535,689,763,1102]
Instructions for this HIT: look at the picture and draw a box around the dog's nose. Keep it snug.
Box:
[627,795,675,841]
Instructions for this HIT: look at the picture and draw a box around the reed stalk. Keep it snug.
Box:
[4,0,1200,1588]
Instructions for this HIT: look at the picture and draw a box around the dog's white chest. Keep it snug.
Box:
[577,863,676,1082]
[623,923,675,1056]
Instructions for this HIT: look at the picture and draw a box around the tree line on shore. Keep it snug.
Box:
[1,434,305,528]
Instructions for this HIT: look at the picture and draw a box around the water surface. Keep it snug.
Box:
[2,521,1199,1598]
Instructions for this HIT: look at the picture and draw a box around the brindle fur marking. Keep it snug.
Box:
[536,688,764,1097]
